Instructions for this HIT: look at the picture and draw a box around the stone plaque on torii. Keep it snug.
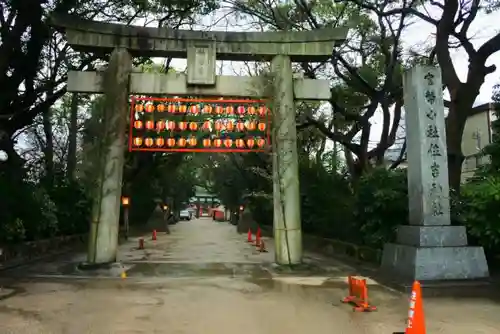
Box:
[50,14,348,266]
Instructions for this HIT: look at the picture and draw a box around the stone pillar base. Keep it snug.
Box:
[381,243,489,281]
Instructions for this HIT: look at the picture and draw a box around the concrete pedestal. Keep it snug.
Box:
[382,225,489,280]
[382,241,489,280]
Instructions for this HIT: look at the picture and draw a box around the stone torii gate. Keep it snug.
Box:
[51,15,348,266]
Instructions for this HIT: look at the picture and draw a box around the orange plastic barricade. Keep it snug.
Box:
[341,276,377,312]
[393,281,425,334]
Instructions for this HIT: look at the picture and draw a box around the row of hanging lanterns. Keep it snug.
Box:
[134,103,269,116]
[133,120,267,132]
[132,137,267,148]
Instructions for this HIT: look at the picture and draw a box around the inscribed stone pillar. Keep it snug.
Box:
[271,55,303,265]
[88,48,132,264]
[381,65,489,280]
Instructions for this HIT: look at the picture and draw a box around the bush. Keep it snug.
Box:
[0,173,58,242]
[0,168,92,244]
[455,176,500,255]
[352,168,408,248]
[48,177,91,236]
[244,163,408,250]
[299,160,355,240]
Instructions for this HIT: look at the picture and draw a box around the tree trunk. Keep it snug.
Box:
[344,147,355,176]
[42,109,54,184]
[445,102,467,193]
[67,93,79,180]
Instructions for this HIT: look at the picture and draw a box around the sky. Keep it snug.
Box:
[163,4,500,154]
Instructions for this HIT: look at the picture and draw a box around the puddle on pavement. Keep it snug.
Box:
[0,286,24,301]
[126,262,272,279]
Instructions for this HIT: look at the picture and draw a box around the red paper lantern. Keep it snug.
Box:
[202,121,211,131]
[215,106,224,114]
[133,137,143,146]
[178,138,187,147]
[246,121,256,131]
[188,137,197,146]
[213,138,222,147]
[189,122,198,131]
[258,106,268,117]
[156,121,165,131]
[258,122,266,131]
[135,104,144,112]
[235,139,245,148]
[225,106,234,115]
[144,137,154,147]
[145,121,154,130]
[134,120,143,129]
[226,121,234,131]
[178,105,187,113]
[203,138,211,147]
[167,138,176,147]
[155,138,165,147]
[236,122,245,132]
[157,104,166,112]
[145,104,155,113]
[190,105,199,114]
[214,121,223,131]
[256,138,265,147]
[237,106,245,115]
[167,104,176,113]
[178,122,187,130]
[247,106,256,115]
[203,105,212,114]
[223,138,233,148]
[166,121,176,130]
[246,138,255,148]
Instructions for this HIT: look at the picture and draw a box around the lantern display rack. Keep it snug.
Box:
[132,136,267,149]
[129,98,270,152]
[134,102,269,117]
[132,119,267,132]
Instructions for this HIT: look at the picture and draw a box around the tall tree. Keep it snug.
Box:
[349,0,500,191]
[0,0,218,173]
[231,0,411,177]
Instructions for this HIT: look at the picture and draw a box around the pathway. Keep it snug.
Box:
[0,218,499,333]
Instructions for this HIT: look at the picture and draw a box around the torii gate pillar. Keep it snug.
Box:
[271,55,302,264]
[88,48,131,264]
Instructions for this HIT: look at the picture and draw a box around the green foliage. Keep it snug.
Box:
[0,168,91,244]
[453,83,500,259]
[455,176,500,254]
[47,175,91,236]
[208,151,409,250]
[299,159,355,239]
[352,168,408,248]
[0,0,220,246]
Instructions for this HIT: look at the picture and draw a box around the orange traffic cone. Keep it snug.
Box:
[394,281,425,334]
[247,228,253,243]
[256,227,261,240]
[255,233,261,247]
[152,229,157,241]
[138,238,144,250]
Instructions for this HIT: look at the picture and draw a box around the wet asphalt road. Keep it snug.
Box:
[0,217,499,333]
